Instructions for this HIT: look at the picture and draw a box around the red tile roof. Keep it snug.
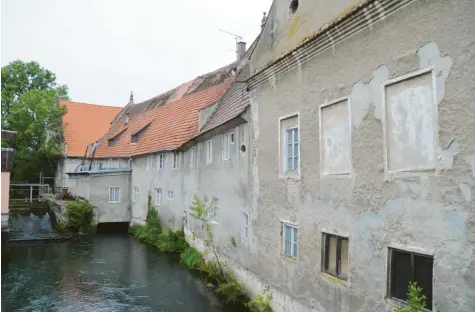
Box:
[93,77,234,158]
[61,101,122,157]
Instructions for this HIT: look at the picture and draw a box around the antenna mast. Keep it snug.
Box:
[218,29,243,43]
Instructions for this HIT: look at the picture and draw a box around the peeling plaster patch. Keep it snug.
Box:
[439,138,460,170]
[349,81,370,129]
[459,182,472,202]
[464,156,475,179]
[369,65,390,120]
[417,42,453,105]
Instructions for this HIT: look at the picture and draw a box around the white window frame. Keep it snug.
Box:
[158,154,165,170]
[209,197,218,224]
[282,222,298,258]
[222,133,233,161]
[242,212,249,239]
[172,152,179,169]
[155,188,162,205]
[206,140,212,165]
[381,67,438,179]
[147,155,155,170]
[133,186,139,203]
[278,113,300,179]
[189,147,195,167]
[284,126,299,172]
[318,97,352,178]
[167,190,174,200]
[109,186,121,203]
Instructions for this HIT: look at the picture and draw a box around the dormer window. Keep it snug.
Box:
[108,129,126,147]
[131,123,151,143]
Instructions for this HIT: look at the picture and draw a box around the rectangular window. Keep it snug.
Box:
[147,155,155,170]
[282,223,298,258]
[155,188,162,205]
[285,127,299,172]
[323,233,349,280]
[388,248,433,310]
[242,212,249,239]
[172,152,179,169]
[197,143,201,168]
[320,98,351,176]
[190,147,195,167]
[209,197,218,223]
[109,187,120,203]
[206,140,212,165]
[222,133,233,161]
[158,154,165,170]
[133,186,139,203]
[167,190,174,200]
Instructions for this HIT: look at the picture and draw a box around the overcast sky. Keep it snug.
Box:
[1,0,271,106]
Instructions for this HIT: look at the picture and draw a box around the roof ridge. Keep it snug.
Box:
[61,100,122,109]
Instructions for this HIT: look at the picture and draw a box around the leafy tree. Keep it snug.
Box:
[394,281,427,312]
[1,60,69,182]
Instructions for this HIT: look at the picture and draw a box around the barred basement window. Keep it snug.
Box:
[322,233,348,280]
[388,248,433,310]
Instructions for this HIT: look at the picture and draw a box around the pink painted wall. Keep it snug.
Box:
[1,172,10,214]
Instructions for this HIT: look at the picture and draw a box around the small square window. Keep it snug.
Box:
[388,248,433,310]
[282,223,298,258]
[109,187,120,203]
[322,233,348,280]
[167,190,174,200]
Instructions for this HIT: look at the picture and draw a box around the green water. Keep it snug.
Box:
[2,233,247,312]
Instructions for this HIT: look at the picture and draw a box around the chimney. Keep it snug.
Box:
[236,41,246,61]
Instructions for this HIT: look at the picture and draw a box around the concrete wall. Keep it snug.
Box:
[248,0,475,311]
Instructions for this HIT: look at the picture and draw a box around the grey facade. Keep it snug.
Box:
[246,0,475,311]
[60,0,474,311]
[67,169,131,223]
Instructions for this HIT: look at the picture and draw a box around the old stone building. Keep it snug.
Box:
[60,0,475,311]
[245,0,475,311]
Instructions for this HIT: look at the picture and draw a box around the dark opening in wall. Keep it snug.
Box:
[96,222,130,234]
[289,0,299,16]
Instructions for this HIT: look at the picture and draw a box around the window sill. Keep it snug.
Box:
[109,201,121,204]
[281,255,297,263]
[387,298,432,312]
[210,221,219,225]
[279,171,300,180]
[155,203,161,206]
[321,272,347,286]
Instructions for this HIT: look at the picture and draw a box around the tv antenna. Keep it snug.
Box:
[218,29,243,43]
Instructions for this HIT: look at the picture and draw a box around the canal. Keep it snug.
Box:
[2,214,247,312]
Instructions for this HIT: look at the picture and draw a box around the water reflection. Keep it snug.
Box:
[2,234,247,312]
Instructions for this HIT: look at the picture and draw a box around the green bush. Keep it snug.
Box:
[215,280,246,303]
[246,285,273,312]
[180,247,205,270]
[394,282,427,312]
[146,193,161,229]
[64,200,93,232]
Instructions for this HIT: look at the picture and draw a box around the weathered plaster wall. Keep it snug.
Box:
[252,0,358,71]
[130,152,183,230]
[89,172,131,223]
[67,172,131,224]
[249,0,475,311]
[182,120,253,267]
